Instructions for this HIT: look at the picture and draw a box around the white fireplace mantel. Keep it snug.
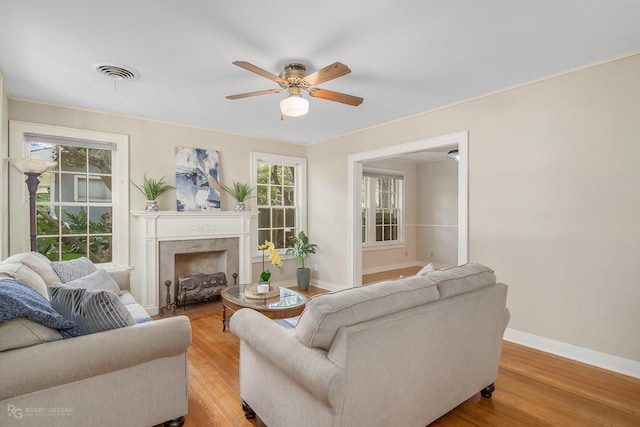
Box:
[131,210,255,315]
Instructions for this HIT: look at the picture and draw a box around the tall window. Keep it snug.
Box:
[252,152,306,251]
[362,170,403,245]
[9,121,129,267]
[28,137,114,263]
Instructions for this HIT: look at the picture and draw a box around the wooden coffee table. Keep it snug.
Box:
[220,285,307,331]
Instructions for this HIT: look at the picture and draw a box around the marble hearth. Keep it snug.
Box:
[132,211,255,315]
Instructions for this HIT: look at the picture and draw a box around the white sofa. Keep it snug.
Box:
[231,263,510,427]
[0,252,191,427]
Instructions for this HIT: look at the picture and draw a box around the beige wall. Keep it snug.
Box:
[308,53,640,362]
[416,159,458,267]
[7,100,306,283]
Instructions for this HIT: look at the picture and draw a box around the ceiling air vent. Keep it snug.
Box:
[93,62,140,80]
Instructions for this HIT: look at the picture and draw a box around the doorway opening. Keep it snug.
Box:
[347,131,469,287]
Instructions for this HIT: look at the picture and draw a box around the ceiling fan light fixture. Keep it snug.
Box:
[280,94,309,117]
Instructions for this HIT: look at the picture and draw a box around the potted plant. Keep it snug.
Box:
[285,231,317,291]
[221,181,255,212]
[131,174,174,212]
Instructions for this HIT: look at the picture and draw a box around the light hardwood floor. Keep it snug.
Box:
[156,270,640,426]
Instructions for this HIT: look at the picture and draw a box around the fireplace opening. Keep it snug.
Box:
[158,237,240,312]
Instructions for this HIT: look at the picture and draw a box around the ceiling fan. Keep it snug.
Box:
[226,61,364,118]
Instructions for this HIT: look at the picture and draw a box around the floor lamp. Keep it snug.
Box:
[9,158,57,252]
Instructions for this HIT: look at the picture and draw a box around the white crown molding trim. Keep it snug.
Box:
[504,328,640,379]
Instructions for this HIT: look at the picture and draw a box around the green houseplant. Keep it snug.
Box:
[221,181,255,212]
[131,174,174,212]
[285,231,317,291]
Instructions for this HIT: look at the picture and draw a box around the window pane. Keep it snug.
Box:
[283,186,294,206]
[258,209,271,229]
[257,184,268,205]
[257,163,269,184]
[270,186,282,206]
[270,165,282,185]
[37,237,59,261]
[283,166,295,185]
[61,147,87,172]
[285,208,296,228]
[258,230,270,246]
[63,206,90,234]
[89,206,112,233]
[274,229,285,249]
[89,235,112,263]
[37,205,59,235]
[273,208,284,228]
[61,236,87,260]
[285,229,296,248]
[88,148,112,174]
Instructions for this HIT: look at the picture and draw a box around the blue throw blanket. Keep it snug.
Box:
[0,278,82,338]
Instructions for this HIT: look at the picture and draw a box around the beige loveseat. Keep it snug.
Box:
[231,263,509,427]
[0,252,191,427]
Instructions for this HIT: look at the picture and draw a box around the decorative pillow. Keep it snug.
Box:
[59,268,122,296]
[416,263,435,276]
[0,278,81,339]
[0,263,49,299]
[2,251,61,285]
[48,284,135,335]
[51,257,97,283]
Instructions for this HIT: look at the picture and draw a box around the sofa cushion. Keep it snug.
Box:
[0,263,49,299]
[51,257,97,283]
[2,251,60,285]
[48,284,136,335]
[424,263,496,298]
[296,275,440,350]
[59,268,122,296]
[416,263,435,276]
[0,317,62,351]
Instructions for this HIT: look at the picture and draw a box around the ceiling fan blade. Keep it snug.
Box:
[302,62,351,86]
[232,61,288,85]
[308,88,364,106]
[226,89,282,100]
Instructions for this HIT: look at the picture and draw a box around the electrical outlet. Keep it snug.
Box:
[314,263,318,271]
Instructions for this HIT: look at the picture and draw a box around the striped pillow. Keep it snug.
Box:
[48,284,135,335]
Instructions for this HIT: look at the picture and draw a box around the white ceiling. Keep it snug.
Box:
[1,1,639,145]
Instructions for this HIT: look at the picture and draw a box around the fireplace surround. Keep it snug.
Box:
[132,211,255,315]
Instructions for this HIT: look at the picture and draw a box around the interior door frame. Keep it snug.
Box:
[347,131,469,287]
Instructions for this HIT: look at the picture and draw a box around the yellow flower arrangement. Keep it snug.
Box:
[258,240,282,282]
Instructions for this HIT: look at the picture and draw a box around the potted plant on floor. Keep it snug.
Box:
[131,174,174,212]
[221,181,255,212]
[285,231,317,291]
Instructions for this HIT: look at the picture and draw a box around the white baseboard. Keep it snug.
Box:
[504,328,640,379]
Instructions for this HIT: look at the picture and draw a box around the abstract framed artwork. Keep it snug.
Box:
[175,147,221,211]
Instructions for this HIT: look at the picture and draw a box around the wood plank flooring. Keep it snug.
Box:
[155,270,640,426]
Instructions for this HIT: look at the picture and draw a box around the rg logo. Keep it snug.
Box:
[7,404,23,419]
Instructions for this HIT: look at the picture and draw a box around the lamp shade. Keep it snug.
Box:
[280,94,309,117]
[9,158,57,174]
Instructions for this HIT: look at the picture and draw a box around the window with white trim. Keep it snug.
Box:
[9,121,129,267]
[252,152,306,251]
[362,169,403,245]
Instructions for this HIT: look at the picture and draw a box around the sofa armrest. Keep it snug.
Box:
[230,308,345,408]
[0,315,191,401]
